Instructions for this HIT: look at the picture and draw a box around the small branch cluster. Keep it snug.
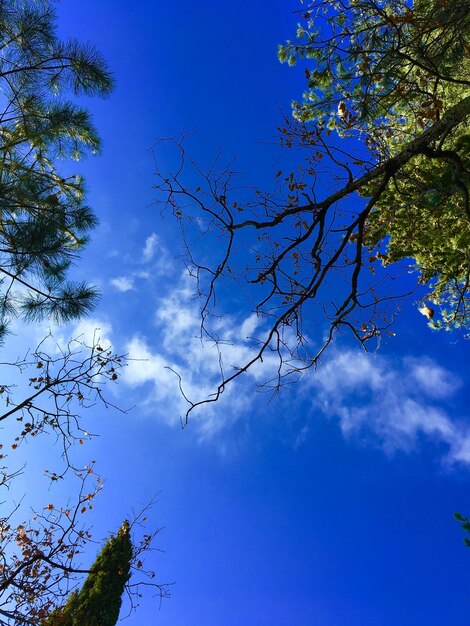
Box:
[0,333,126,475]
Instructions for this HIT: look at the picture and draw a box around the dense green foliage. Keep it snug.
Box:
[0,0,113,339]
[279,0,470,332]
[44,521,133,626]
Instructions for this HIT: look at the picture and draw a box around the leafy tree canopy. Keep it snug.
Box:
[157,0,470,419]
[0,0,113,340]
[278,0,470,331]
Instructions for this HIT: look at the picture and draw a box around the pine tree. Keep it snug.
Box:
[0,0,113,339]
[44,521,133,626]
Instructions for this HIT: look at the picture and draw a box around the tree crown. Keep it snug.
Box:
[157,0,470,419]
[0,0,114,339]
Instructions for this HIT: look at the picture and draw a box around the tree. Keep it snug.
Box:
[0,464,103,625]
[0,4,170,621]
[1,333,126,476]
[0,0,113,339]
[0,460,168,625]
[43,521,132,626]
[279,0,470,332]
[155,0,470,420]
[0,336,170,625]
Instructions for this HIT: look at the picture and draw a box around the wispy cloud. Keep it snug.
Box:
[141,232,173,275]
[143,233,159,262]
[122,275,270,440]
[109,233,174,295]
[110,276,134,292]
[62,263,467,463]
[309,350,469,465]
[106,271,468,461]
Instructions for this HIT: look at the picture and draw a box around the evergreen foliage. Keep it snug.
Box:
[44,521,133,626]
[0,0,113,339]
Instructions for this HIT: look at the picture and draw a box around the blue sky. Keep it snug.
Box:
[4,1,470,624]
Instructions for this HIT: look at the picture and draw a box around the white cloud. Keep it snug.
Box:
[109,234,175,296]
[117,272,285,440]
[84,264,468,462]
[293,425,310,449]
[112,271,468,462]
[406,356,461,399]
[6,316,113,356]
[110,276,134,292]
[66,318,114,350]
[124,332,252,440]
[139,232,174,276]
[143,233,159,262]
[240,313,261,339]
[309,350,469,465]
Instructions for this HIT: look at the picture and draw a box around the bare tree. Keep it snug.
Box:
[0,333,125,474]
